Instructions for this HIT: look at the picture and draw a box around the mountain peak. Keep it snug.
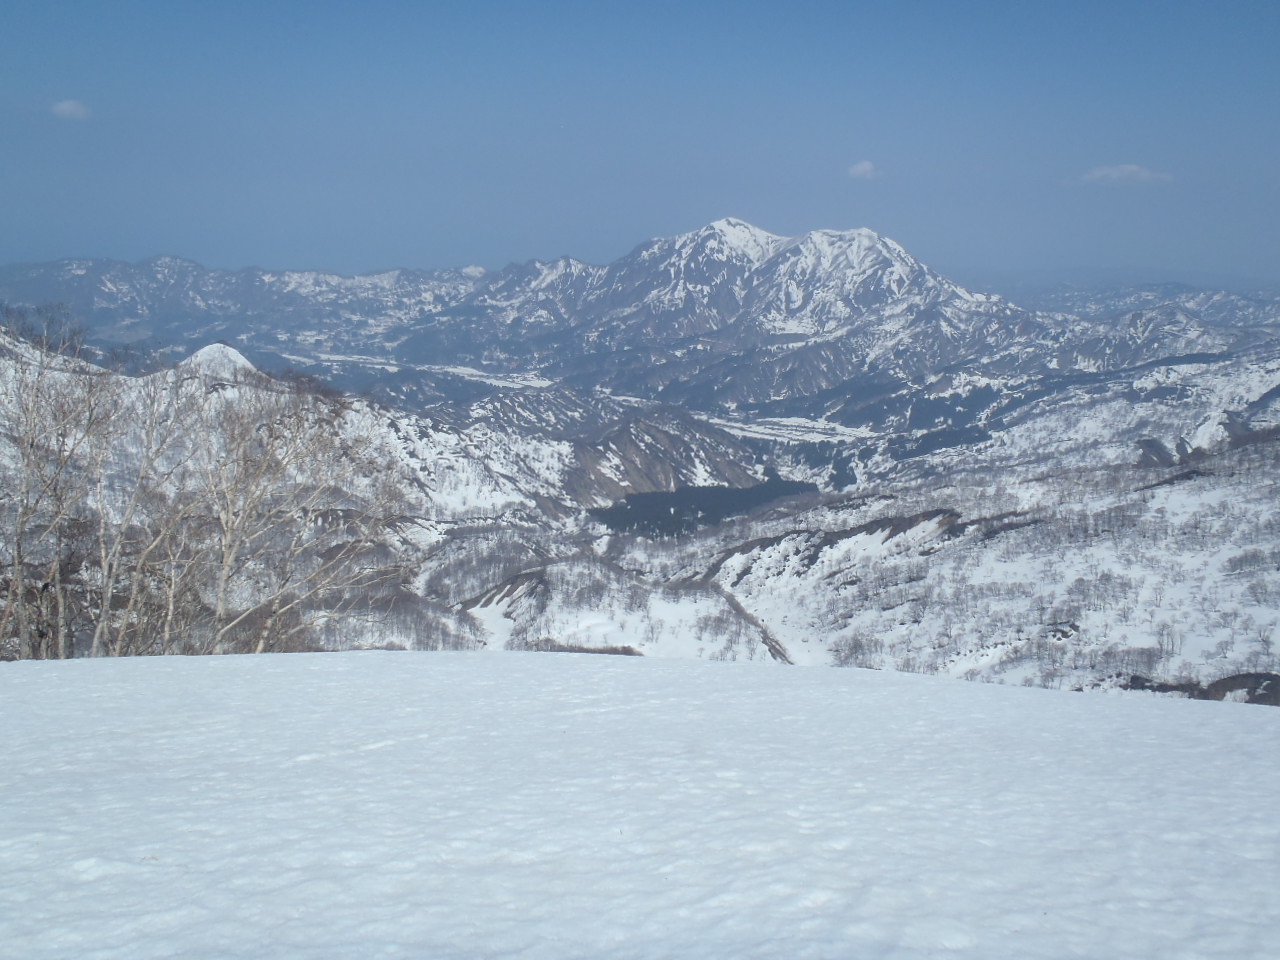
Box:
[632,217,773,271]
[179,342,256,379]
[680,218,784,265]
[626,219,778,272]
[705,216,774,236]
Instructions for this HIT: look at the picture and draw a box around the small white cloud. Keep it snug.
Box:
[1080,163,1172,184]
[51,99,91,121]
[848,160,878,180]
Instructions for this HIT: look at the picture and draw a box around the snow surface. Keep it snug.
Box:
[2,652,1277,959]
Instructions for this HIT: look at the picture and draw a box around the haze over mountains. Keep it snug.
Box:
[2,220,1278,699]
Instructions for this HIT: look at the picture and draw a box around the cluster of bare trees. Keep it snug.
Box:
[0,312,408,659]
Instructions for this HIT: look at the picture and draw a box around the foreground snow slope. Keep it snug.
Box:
[2,653,1277,960]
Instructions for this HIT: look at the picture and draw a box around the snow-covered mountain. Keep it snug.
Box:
[0,231,1265,418]
[3,223,1279,696]
[8,220,1275,419]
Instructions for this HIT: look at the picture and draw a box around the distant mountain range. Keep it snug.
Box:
[3,221,1279,694]
[4,218,1279,483]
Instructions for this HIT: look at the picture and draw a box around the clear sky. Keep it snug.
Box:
[3,0,1278,289]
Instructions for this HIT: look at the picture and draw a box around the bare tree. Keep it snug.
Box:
[178,373,407,654]
[1,314,411,659]
[82,370,207,657]
[0,312,111,658]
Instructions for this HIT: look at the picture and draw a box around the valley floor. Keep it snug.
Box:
[1,652,1277,959]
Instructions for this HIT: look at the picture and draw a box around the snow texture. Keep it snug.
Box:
[2,652,1277,959]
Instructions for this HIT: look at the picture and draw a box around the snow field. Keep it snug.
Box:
[2,651,1278,959]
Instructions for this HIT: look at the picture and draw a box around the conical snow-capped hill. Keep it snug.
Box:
[177,342,258,380]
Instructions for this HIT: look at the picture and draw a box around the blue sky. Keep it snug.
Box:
[3,0,1278,289]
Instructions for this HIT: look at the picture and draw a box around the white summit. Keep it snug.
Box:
[177,342,257,380]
